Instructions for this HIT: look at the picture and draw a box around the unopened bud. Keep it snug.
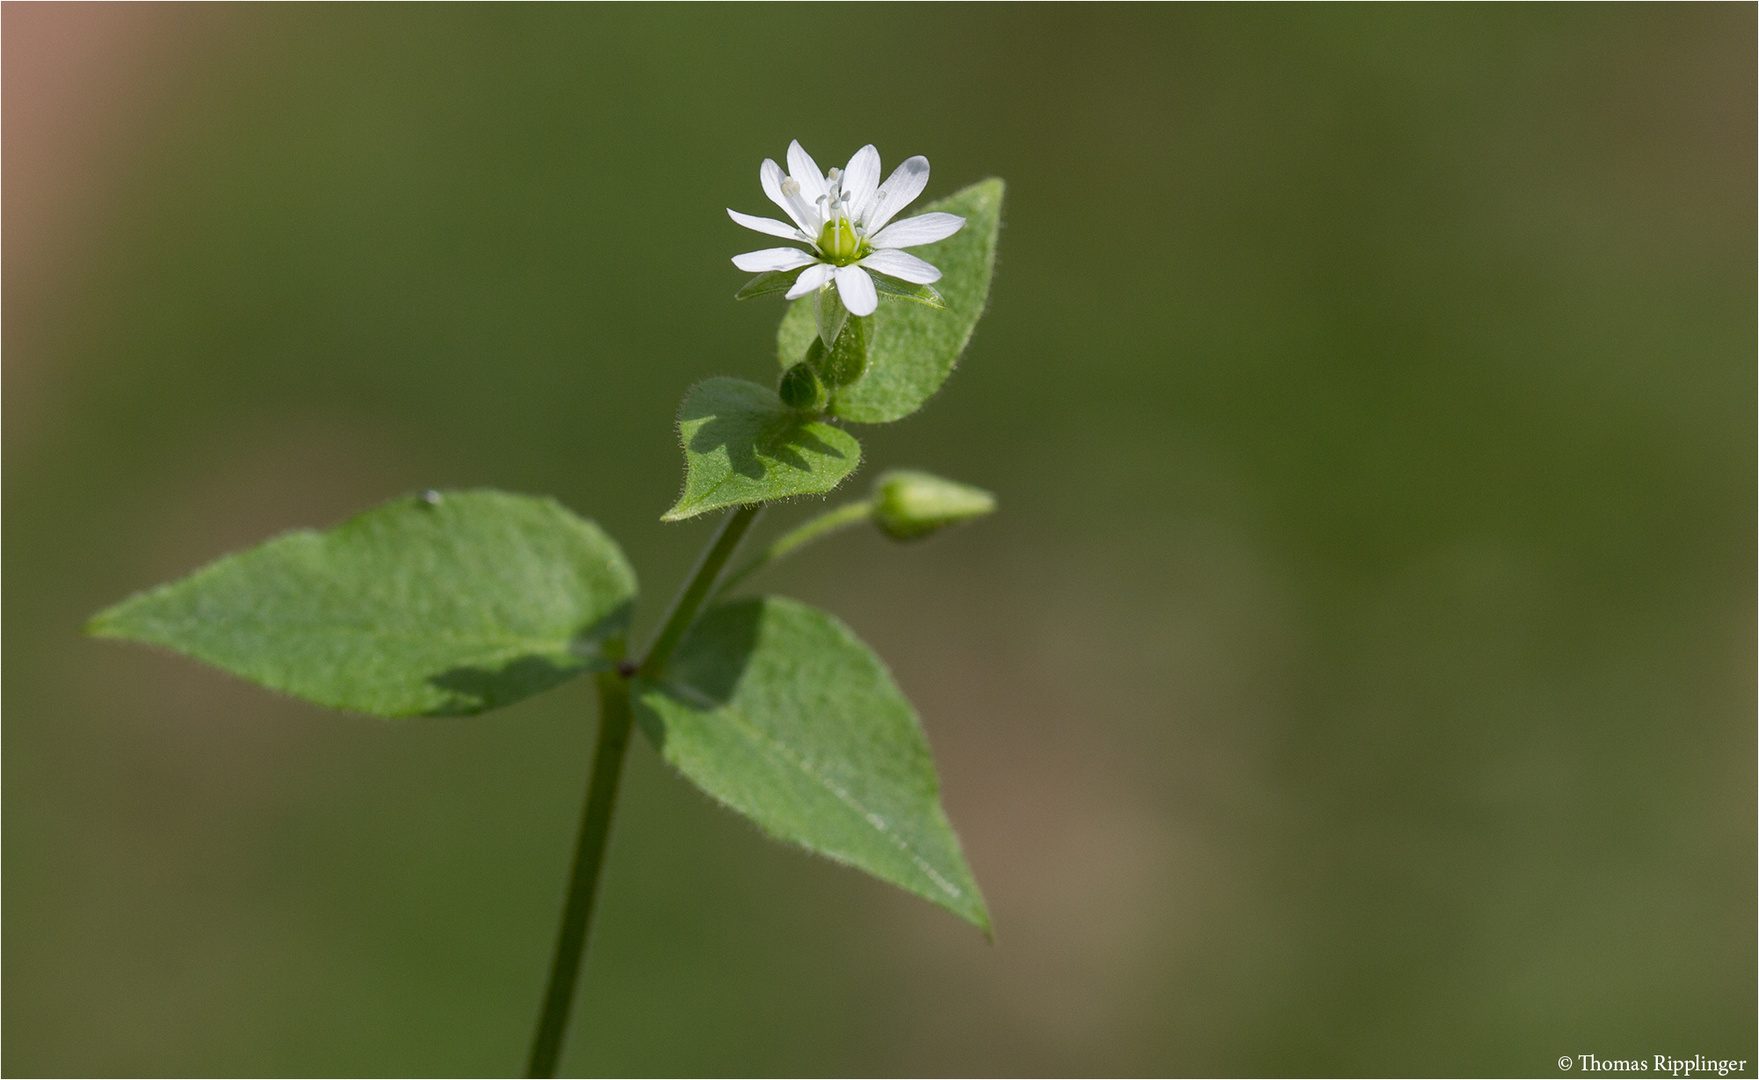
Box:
[778,362,827,412]
[872,470,997,541]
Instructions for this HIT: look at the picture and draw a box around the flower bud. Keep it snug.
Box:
[872,470,997,541]
[778,362,827,413]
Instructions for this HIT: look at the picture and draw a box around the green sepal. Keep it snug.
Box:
[86,490,638,717]
[814,283,850,348]
[869,274,946,309]
[736,269,804,301]
[633,596,990,931]
[778,178,1004,424]
[664,377,862,522]
[811,315,869,389]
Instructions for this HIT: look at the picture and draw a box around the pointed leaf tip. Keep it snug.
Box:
[634,596,989,930]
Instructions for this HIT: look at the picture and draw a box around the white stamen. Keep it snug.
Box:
[779,176,822,234]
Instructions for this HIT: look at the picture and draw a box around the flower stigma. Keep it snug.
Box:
[813,167,867,264]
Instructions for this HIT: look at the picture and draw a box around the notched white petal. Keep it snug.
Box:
[732,247,817,273]
[834,264,878,317]
[762,158,813,231]
[728,208,803,240]
[865,155,931,233]
[860,248,942,284]
[871,211,966,250]
[787,140,828,204]
[785,262,834,299]
[842,145,881,222]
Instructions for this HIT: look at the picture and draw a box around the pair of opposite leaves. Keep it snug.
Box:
[88,180,1003,931]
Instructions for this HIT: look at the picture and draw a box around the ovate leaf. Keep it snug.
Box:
[665,377,861,522]
[633,597,989,930]
[778,178,1003,424]
[87,490,637,717]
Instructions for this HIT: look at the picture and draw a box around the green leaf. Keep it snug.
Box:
[634,597,989,931]
[778,178,1003,424]
[664,377,862,522]
[86,490,637,717]
[736,269,803,301]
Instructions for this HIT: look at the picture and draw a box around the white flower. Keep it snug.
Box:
[728,141,965,318]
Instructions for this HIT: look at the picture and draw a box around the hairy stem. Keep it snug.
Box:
[526,505,761,1075]
[715,498,874,598]
[639,503,763,679]
[526,658,633,1078]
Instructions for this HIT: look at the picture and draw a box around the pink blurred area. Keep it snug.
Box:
[6,3,179,292]
[4,2,214,439]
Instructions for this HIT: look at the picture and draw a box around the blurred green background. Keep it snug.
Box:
[5,5,1753,1076]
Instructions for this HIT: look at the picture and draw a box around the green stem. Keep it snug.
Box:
[526,658,633,1078]
[639,504,762,679]
[525,505,762,1076]
[715,499,874,598]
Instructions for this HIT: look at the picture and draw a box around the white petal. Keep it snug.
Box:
[871,212,965,250]
[732,247,817,273]
[833,264,878,316]
[785,262,834,299]
[727,208,802,240]
[841,145,881,222]
[761,158,814,231]
[787,140,828,205]
[864,155,929,232]
[860,248,942,284]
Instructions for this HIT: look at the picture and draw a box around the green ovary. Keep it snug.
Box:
[817,218,865,264]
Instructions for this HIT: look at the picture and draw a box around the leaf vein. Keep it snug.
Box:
[662,680,963,900]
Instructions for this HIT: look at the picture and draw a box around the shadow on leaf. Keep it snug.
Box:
[636,598,764,751]
[425,654,583,716]
[425,602,634,716]
[681,390,848,481]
